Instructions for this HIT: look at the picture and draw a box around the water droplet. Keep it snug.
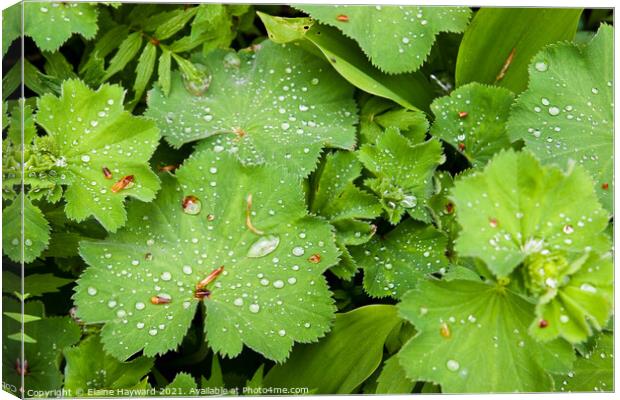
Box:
[182,265,193,275]
[223,52,241,68]
[87,287,98,296]
[548,106,560,116]
[81,155,90,162]
[148,328,158,336]
[116,309,127,318]
[107,300,117,308]
[136,322,145,329]
[278,329,286,336]
[135,302,146,310]
[580,283,597,293]
[560,315,570,323]
[249,304,260,313]
[182,195,202,215]
[247,235,280,258]
[233,298,244,307]
[446,360,460,372]
[534,61,548,72]
[563,224,574,234]
[292,246,305,256]
[591,87,599,94]
[182,63,212,96]
[287,277,297,285]
[400,195,417,209]
[273,280,285,289]
[161,272,172,281]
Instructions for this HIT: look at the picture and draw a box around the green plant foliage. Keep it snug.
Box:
[507,25,613,211]
[430,83,515,166]
[35,79,161,232]
[298,6,472,74]
[1,4,614,396]
[64,335,154,394]
[74,151,338,362]
[352,220,449,299]
[358,128,444,224]
[555,332,613,392]
[451,149,610,278]
[264,305,402,394]
[23,2,99,52]
[258,12,433,112]
[2,197,51,262]
[398,278,575,392]
[309,151,382,279]
[456,8,582,92]
[3,298,81,393]
[147,40,357,175]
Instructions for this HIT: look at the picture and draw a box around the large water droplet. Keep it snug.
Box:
[247,235,280,258]
[224,52,241,68]
[182,195,202,215]
[534,61,548,72]
[446,359,460,372]
[182,63,212,96]
[400,195,417,209]
[87,287,98,296]
[249,304,260,313]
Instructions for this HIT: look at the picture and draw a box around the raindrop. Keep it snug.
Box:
[563,224,574,234]
[161,272,172,281]
[182,195,202,215]
[223,52,241,68]
[400,195,417,209]
[292,246,305,256]
[287,277,297,285]
[534,61,548,72]
[278,329,286,337]
[148,329,158,336]
[247,235,280,258]
[107,300,117,308]
[580,283,597,293]
[182,265,193,275]
[249,304,260,313]
[548,106,560,116]
[135,302,146,310]
[136,322,145,329]
[182,63,212,96]
[446,360,460,372]
[87,287,98,296]
[273,280,285,289]
[233,298,244,306]
[81,155,91,162]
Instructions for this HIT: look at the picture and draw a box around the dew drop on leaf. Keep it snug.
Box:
[446,359,460,372]
[182,195,202,215]
[247,235,280,258]
[249,304,260,313]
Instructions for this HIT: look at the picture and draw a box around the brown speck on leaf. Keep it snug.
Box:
[336,14,349,22]
[308,254,321,263]
[458,111,468,118]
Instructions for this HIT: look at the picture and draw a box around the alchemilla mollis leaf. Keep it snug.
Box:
[35,79,161,232]
[74,151,337,362]
[507,24,613,211]
[24,2,98,52]
[397,278,575,392]
[358,127,444,224]
[554,332,613,392]
[2,197,51,263]
[430,83,515,167]
[146,40,357,176]
[298,5,472,74]
[451,149,609,278]
[352,220,449,299]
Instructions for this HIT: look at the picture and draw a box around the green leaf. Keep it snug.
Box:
[201,355,224,388]
[8,100,37,145]
[298,6,471,74]
[2,272,73,297]
[309,151,381,279]
[376,355,415,394]
[2,62,21,101]
[2,197,51,263]
[455,8,582,92]
[165,372,198,395]
[3,298,81,393]
[43,51,78,80]
[258,12,433,112]
[64,335,154,393]
[555,332,613,392]
[74,151,338,362]
[397,278,575,392]
[146,41,357,176]
[351,220,449,299]
[358,127,444,224]
[264,305,402,394]
[530,252,612,344]
[153,7,199,41]
[102,31,143,81]
[430,83,515,166]
[35,79,161,232]
[3,312,41,323]
[451,149,610,278]
[132,42,157,103]
[2,4,21,56]
[507,24,613,211]
[23,2,99,52]
[157,49,172,96]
